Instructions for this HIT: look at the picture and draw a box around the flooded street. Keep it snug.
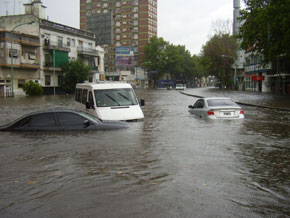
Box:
[0,88,290,218]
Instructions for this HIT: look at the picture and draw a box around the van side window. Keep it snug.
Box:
[88,91,94,106]
[82,89,88,104]
[75,88,82,102]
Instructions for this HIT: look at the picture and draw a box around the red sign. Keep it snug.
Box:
[252,76,265,81]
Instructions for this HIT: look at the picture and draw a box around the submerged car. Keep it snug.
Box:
[0,109,129,132]
[188,97,245,119]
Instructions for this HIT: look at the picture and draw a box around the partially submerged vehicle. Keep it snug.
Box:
[188,97,245,119]
[0,109,129,131]
[75,82,144,121]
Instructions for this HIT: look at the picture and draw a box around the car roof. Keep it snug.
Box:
[202,97,232,101]
[6,109,86,125]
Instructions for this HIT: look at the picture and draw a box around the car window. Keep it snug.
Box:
[207,99,238,107]
[80,112,100,123]
[56,112,86,126]
[28,113,56,127]
[194,99,204,108]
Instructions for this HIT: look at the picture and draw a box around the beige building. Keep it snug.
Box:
[0,0,105,97]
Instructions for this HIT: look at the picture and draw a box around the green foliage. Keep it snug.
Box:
[22,81,43,96]
[61,59,91,93]
[201,34,238,89]
[239,0,290,62]
[143,36,201,82]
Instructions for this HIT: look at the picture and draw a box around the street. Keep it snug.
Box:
[0,88,290,218]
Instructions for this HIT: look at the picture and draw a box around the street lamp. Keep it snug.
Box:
[10,21,35,97]
[221,54,237,89]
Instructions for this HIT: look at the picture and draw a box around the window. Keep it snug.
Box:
[9,49,18,58]
[58,76,63,86]
[71,39,75,47]
[58,36,63,47]
[45,75,51,86]
[194,100,204,108]
[18,80,25,88]
[88,91,94,107]
[82,89,88,104]
[28,113,56,127]
[67,38,71,47]
[56,112,86,126]
[75,88,82,102]
[28,52,36,60]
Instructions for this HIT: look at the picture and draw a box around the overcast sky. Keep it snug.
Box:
[1,0,239,55]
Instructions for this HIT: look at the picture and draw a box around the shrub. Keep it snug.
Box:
[22,81,43,96]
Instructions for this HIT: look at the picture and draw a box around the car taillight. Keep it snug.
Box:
[207,110,215,115]
[240,110,244,114]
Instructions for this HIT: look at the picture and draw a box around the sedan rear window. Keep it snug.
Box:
[207,99,239,107]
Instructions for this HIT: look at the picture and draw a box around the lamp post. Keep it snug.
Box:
[10,21,35,97]
[221,54,237,89]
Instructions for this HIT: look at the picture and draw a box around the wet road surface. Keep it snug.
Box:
[0,88,290,218]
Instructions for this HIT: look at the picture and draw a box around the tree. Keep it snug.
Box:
[239,0,290,63]
[143,36,169,81]
[143,36,201,85]
[201,34,238,88]
[61,59,91,93]
[22,81,43,96]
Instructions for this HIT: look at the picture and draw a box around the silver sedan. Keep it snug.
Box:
[188,97,245,119]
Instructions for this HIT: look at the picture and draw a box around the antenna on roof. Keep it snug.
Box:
[4,1,9,15]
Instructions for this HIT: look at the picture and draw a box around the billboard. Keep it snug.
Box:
[115,47,136,67]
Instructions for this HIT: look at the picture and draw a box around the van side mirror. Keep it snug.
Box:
[140,99,145,106]
[188,105,193,109]
[86,102,95,109]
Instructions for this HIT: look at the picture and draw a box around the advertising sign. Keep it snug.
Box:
[115,47,135,66]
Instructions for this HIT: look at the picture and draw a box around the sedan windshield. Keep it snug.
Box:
[207,99,239,107]
[94,88,138,107]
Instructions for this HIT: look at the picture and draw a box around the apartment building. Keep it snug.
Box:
[80,0,157,75]
[0,0,105,96]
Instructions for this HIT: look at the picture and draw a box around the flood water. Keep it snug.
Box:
[0,88,290,218]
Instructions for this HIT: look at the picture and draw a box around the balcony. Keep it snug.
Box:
[21,61,40,69]
[44,39,70,52]
[77,46,100,57]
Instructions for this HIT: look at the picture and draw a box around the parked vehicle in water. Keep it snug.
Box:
[188,97,245,119]
[75,82,144,121]
[0,110,129,131]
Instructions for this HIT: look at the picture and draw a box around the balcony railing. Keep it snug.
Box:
[44,39,70,52]
[77,46,100,56]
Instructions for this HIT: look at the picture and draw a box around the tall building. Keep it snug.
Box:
[80,0,158,76]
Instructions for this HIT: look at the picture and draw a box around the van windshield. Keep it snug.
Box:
[94,88,138,107]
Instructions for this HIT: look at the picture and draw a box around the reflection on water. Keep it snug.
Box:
[0,88,290,218]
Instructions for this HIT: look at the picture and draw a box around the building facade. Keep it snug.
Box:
[80,0,157,76]
[0,0,105,97]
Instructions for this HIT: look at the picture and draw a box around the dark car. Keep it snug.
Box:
[0,109,129,131]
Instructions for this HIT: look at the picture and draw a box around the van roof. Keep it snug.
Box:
[76,82,133,90]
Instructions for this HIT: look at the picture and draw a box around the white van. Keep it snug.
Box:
[75,82,144,121]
